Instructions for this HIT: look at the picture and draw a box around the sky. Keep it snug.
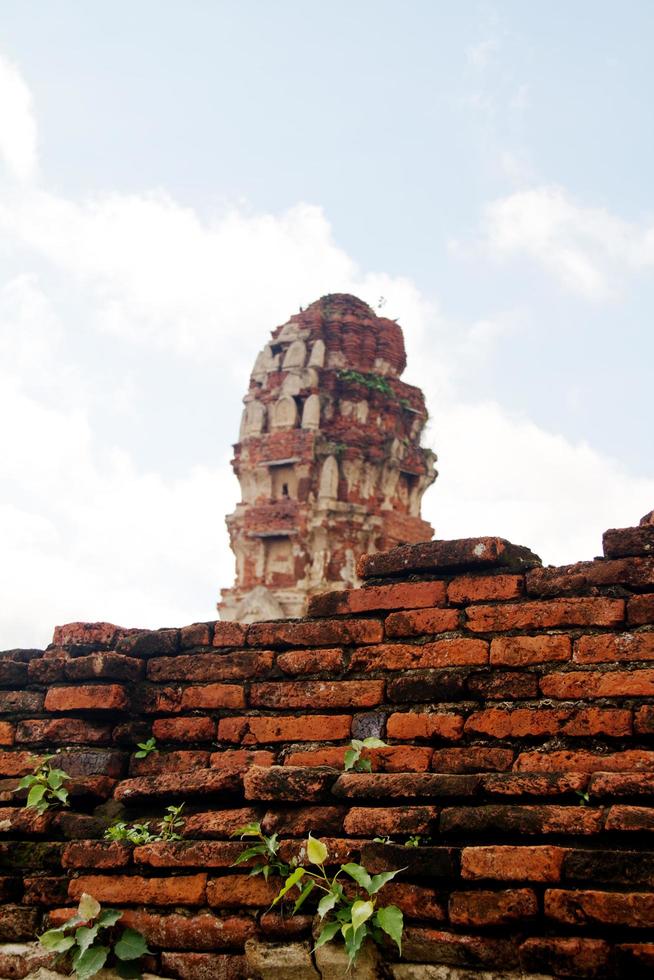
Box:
[1,1,653,648]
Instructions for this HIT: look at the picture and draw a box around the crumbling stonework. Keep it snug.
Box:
[219,294,436,623]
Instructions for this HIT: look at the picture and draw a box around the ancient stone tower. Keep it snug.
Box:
[219,294,437,622]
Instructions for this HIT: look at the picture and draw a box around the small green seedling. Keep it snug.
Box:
[39,892,150,979]
[159,803,185,841]
[231,821,293,881]
[575,789,591,807]
[344,737,387,773]
[404,835,421,848]
[16,755,70,815]
[104,804,186,845]
[134,738,157,759]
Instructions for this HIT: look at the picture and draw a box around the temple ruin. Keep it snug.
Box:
[218,293,437,623]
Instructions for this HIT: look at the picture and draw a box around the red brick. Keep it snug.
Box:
[258,911,313,937]
[590,772,654,797]
[403,926,519,971]
[382,882,446,921]
[247,618,383,648]
[152,717,216,742]
[284,745,432,772]
[116,628,178,657]
[209,749,274,770]
[0,723,14,746]
[490,634,571,666]
[249,680,384,709]
[520,936,611,978]
[461,845,565,882]
[217,715,351,743]
[605,805,654,831]
[449,887,537,926]
[467,671,538,699]
[387,711,465,741]
[279,837,364,866]
[207,874,279,907]
[28,659,66,683]
[333,772,479,799]
[541,669,654,698]
[361,842,458,878]
[44,684,128,712]
[62,842,131,869]
[0,807,51,834]
[185,807,261,838]
[309,580,447,616]
[440,805,603,836]
[0,661,28,684]
[0,905,39,942]
[148,651,273,682]
[546,888,654,928]
[130,749,210,776]
[0,751,45,776]
[244,765,336,801]
[134,841,245,868]
[628,594,654,625]
[115,768,241,801]
[69,874,206,905]
[65,654,143,681]
[358,536,540,580]
[448,574,523,604]
[603,524,654,558]
[118,909,255,950]
[261,806,346,836]
[212,622,247,648]
[52,622,118,647]
[466,597,624,632]
[16,718,111,745]
[388,670,466,703]
[635,705,654,734]
[481,773,588,797]
[181,684,245,710]
[384,608,461,639]
[465,707,631,739]
[55,748,125,779]
[574,631,654,663]
[527,555,654,596]
[276,648,344,675]
[180,623,212,648]
[431,747,514,773]
[343,806,438,836]
[22,876,68,905]
[161,952,246,980]
[515,749,654,773]
[0,691,43,712]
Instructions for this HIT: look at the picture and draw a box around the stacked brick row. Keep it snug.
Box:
[0,518,653,978]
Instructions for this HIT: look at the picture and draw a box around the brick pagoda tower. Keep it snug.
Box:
[219,294,437,622]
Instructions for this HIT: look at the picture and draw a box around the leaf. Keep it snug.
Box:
[356,758,373,772]
[361,737,386,748]
[231,844,267,866]
[307,834,329,865]
[38,928,75,952]
[350,899,374,931]
[75,924,99,954]
[344,923,368,967]
[342,862,373,894]
[313,920,340,950]
[116,960,143,979]
[26,784,46,808]
[231,821,261,837]
[16,775,33,790]
[52,786,69,803]
[317,891,338,919]
[369,868,403,894]
[77,892,101,922]
[95,908,123,928]
[72,944,109,979]
[343,748,358,771]
[271,866,305,907]
[293,880,314,913]
[375,904,404,953]
[114,927,151,961]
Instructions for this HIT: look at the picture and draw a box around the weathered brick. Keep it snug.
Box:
[402,926,519,970]
[603,524,654,558]
[382,881,446,921]
[276,648,344,675]
[361,842,458,879]
[16,718,112,745]
[635,705,654,734]
[28,658,66,683]
[129,749,210,776]
[481,773,588,797]
[134,841,245,868]
[616,944,654,976]
[384,608,461,639]
[0,750,44,776]
[574,631,654,663]
[69,873,207,905]
[56,748,125,778]
[210,749,275,770]
[178,623,211,648]
[65,653,143,681]
[284,745,432,772]
[605,805,654,832]
[527,556,654,596]
[333,772,479,799]
[352,638,486,670]
[520,936,612,978]
[467,597,624,632]
[161,952,246,980]
[309,580,447,616]
[258,911,313,938]
[262,806,346,836]
[207,874,279,907]
[449,887,537,926]
[461,845,565,882]
[152,716,216,742]
[0,661,28,685]
[358,536,540,580]
[387,670,467,703]
[465,707,631,739]
[0,806,51,834]
[515,749,654,773]
[218,715,351,743]
[541,669,654,698]
[467,671,538,699]
[212,622,247,648]
[589,772,654,797]
[186,807,261,838]
[563,848,654,888]
[343,805,438,836]
[0,841,62,871]
[116,628,178,657]
[448,574,524,604]
[44,684,128,712]
[546,888,654,928]
[114,768,241,801]
[387,711,465,741]
[53,622,118,647]
[62,841,131,869]
[0,691,44,713]
[0,905,39,941]
[148,650,274,682]
[244,765,336,801]
[431,747,514,773]
[115,909,254,950]
[0,723,14,746]
[249,680,384,709]
[180,685,245,710]
[440,805,602,836]
[247,618,383,648]
[628,594,654,625]
[490,633,571,666]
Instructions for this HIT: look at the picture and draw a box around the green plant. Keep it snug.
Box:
[337,369,394,398]
[134,738,157,759]
[575,789,591,807]
[104,804,186,845]
[404,835,422,848]
[372,836,394,845]
[344,737,386,773]
[39,892,150,979]
[231,821,294,881]
[16,755,70,815]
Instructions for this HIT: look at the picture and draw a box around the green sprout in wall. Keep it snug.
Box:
[39,892,150,979]
[104,804,185,845]
[134,737,158,759]
[15,755,71,815]
[344,737,386,773]
[338,369,394,398]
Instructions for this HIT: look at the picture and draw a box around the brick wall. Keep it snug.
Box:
[0,516,653,978]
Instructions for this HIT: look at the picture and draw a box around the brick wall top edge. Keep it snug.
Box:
[603,523,654,559]
[356,536,542,580]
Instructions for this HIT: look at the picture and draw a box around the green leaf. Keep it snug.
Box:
[38,928,75,952]
[26,784,47,808]
[361,737,386,749]
[232,844,267,865]
[95,908,123,928]
[356,758,373,772]
[306,834,329,865]
[114,927,151,961]
[116,960,143,979]
[271,866,305,907]
[77,892,101,922]
[317,891,338,919]
[231,821,261,837]
[72,944,109,979]
[52,786,69,803]
[344,923,368,967]
[47,768,68,788]
[293,880,314,913]
[313,920,341,950]
[369,869,402,894]
[350,899,374,931]
[75,924,99,954]
[343,748,358,771]
[16,775,33,790]
[375,904,404,953]
[342,862,373,893]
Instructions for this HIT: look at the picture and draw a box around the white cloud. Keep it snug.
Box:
[0,54,37,182]
[479,185,654,299]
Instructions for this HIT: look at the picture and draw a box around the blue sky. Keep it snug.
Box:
[1,2,653,646]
